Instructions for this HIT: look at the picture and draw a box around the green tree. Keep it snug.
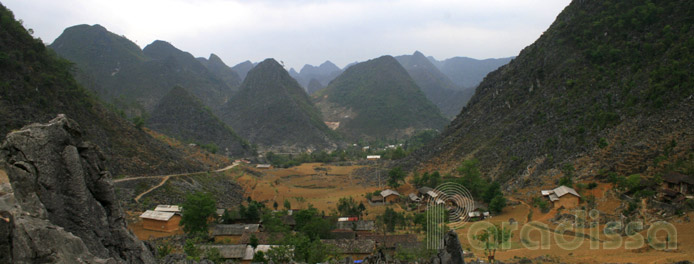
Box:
[387,167,406,189]
[180,192,216,234]
[183,239,201,260]
[132,115,145,129]
[265,245,293,263]
[483,181,502,204]
[252,251,267,263]
[336,197,365,217]
[457,159,489,199]
[273,201,279,210]
[474,224,513,263]
[261,211,290,233]
[284,199,291,210]
[489,195,507,214]
[379,207,404,233]
[204,247,223,264]
[294,205,333,239]
[249,234,259,252]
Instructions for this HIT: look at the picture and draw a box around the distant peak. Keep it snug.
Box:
[413,50,425,57]
[148,40,172,47]
[208,53,227,66]
[249,58,286,74]
[64,24,107,33]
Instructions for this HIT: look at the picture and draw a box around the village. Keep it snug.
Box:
[121,157,694,263]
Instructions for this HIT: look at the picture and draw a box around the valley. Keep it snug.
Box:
[1,0,693,263]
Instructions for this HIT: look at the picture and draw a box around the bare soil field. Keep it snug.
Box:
[235,163,411,218]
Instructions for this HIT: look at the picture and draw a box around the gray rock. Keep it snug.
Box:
[0,114,155,263]
[431,230,466,264]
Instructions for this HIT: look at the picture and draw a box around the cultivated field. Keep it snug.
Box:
[235,163,403,217]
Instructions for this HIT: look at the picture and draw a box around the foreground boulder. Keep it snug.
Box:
[431,230,466,264]
[0,114,155,263]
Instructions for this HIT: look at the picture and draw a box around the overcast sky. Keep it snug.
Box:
[4,0,570,70]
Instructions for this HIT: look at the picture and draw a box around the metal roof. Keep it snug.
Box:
[212,224,260,236]
[198,244,246,259]
[542,185,580,199]
[381,189,400,197]
[663,172,694,185]
[548,193,559,202]
[553,185,580,198]
[154,205,181,213]
[321,239,375,254]
[139,210,174,221]
[336,220,375,231]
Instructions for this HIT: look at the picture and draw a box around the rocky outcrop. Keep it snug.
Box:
[430,230,466,264]
[0,115,155,263]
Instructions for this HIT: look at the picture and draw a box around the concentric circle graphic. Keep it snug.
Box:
[425,182,474,250]
[428,181,475,222]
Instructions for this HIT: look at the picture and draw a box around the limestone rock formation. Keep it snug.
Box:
[0,114,155,263]
[430,230,466,264]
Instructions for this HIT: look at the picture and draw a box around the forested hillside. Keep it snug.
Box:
[0,5,206,176]
[411,0,694,186]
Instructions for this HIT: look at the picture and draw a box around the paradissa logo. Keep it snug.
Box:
[466,209,677,251]
[424,182,677,251]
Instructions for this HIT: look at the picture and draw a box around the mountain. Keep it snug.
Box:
[428,56,513,89]
[314,56,449,141]
[50,25,233,114]
[231,60,256,81]
[221,59,336,151]
[197,53,242,91]
[396,51,474,117]
[148,86,253,157]
[291,61,343,92]
[140,40,234,109]
[0,5,205,176]
[411,0,694,185]
[307,78,325,94]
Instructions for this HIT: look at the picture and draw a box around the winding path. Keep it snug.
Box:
[116,162,240,202]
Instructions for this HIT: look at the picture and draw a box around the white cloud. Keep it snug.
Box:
[3,0,570,69]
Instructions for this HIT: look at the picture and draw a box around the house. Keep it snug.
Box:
[198,244,246,261]
[417,187,441,203]
[154,205,181,214]
[213,224,260,244]
[280,215,296,229]
[367,155,381,160]
[256,164,272,169]
[336,220,375,234]
[370,195,384,204]
[216,209,226,218]
[321,239,375,261]
[408,193,421,203]
[662,172,694,196]
[239,232,285,245]
[139,210,180,232]
[541,185,581,209]
[337,217,359,222]
[661,188,686,203]
[199,244,284,264]
[357,234,419,254]
[381,189,401,203]
[331,229,357,239]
